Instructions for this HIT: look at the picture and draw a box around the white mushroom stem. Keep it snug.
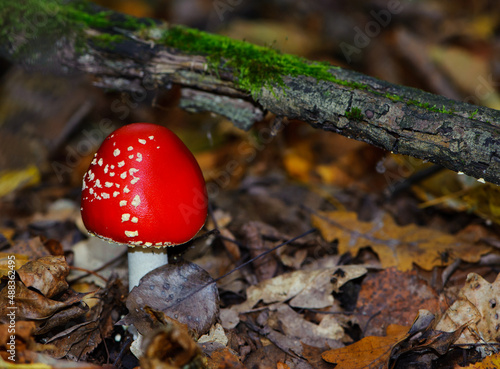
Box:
[127,247,168,291]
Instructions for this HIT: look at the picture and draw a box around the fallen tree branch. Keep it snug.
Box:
[2,0,500,184]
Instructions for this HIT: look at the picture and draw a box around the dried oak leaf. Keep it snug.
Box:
[312,211,492,271]
[322,324,408,369]
[436,273,500,348]
[122,260,219,337]
[17,255,69,298]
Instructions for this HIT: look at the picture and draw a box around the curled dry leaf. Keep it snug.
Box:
[312,211,492,271]
[140,323,204,369]
[123,260,219,337]
[389,309,465,368]
[41,277,125,360]
[435,273,500,350]
[17,255,69,298]
[0,281,85,323]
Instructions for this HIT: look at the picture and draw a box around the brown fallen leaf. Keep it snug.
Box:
[0,321,37,363]
[356,268,443,337]
[0,280,85,323]
[17,255,69,298]
[312,210,492,271]
[42,277,126,361]
[206,347,246,369]
[241,221,279,282]
[389,310,466,368]
[321,324,409,369]
[436,273,500,353]
[140,323,205,369]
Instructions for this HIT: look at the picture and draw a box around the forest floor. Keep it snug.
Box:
[1,0,500,368]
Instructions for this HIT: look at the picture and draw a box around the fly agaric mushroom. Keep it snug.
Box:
[80,123,208,290]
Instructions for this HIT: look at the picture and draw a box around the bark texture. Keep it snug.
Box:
[2,1,500,185]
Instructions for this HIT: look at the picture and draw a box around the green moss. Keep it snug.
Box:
[89,33,127,49]
[155,25,464,118]
[159,25,340,96]
[0,0,153,58]
[0,0,476,119]
[345,107,364,121]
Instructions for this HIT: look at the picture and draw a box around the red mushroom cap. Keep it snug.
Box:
[81,123,208,247]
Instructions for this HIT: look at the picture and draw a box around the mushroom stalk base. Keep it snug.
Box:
[127,247,169,291]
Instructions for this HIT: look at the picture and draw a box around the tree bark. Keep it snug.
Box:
[2,1,500,185]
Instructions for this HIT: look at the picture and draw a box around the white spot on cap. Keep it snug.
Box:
[109,172,115,177]
[91,158,97,165]
[115,183,120,188]
[157,146,160,149]
[131,178,139,185]
[102,193,110,199]
[123,186,130,193]
[128,146,133,151]
[113,191,120,197]
[122,213,131,222]
[95,179,102,188]
[105,182,113,188]
[118,161,125,167]
[129,168,139,175]
[129,155,134,159]
[104,164,109,173]
[125,230,138,237]
[131,217,138,223]
[144,242,152,246]
[136,153,142,162]
[113,149,120,157]
[120,172,127,179]
[149,136,154,140]
[155,242,163,246]
[131,195,141,207]
[89,188,94,194]
[138,139,146,144]
[110,165,115,169]
[120,200,127,207]
[88,172,95,181]
[98,158,103,166]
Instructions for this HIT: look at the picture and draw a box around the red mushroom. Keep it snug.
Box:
[80,123,208,290]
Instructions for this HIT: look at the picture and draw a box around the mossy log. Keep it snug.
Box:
[1,0,500,185]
